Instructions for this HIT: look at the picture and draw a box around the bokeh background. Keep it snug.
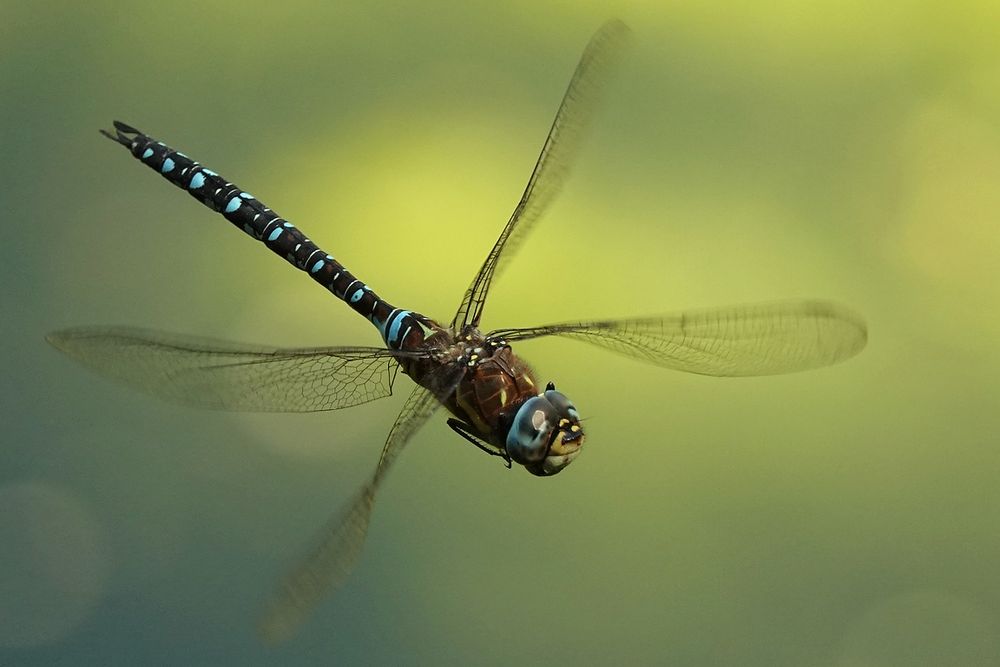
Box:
[3,1,1000,665]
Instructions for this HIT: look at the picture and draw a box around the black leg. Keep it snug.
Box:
[447,419,512,469]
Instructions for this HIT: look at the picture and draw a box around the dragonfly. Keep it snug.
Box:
[47,20,867,642]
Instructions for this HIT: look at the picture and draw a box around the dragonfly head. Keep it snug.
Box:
[505,383,584,477]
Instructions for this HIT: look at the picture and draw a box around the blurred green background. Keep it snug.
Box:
[3,1,1000,665]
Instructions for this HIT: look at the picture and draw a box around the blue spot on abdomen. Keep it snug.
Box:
[189,172,206,190]
[224,197,241,214]
[161,158,175,173]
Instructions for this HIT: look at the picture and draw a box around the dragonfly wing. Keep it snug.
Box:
[257,363,466,642]
[489,300,867,377]
[257,479,381,645]
[452,20,632,330]
[46,326,419,412]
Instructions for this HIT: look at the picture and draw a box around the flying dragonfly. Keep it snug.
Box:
[47,20,867,641]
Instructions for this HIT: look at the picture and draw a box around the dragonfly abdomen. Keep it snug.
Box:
[102,121,426,350]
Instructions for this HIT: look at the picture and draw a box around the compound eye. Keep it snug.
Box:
[543,389,580,422]
[505,396,556,464]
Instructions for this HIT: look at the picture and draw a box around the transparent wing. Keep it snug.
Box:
[451,20,631,331]
[46,326,421,412]
[257,363,466,643]
[488,300,868,377]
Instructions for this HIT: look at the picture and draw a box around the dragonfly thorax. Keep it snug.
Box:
[444,330,586,476]
[453,329,506,368]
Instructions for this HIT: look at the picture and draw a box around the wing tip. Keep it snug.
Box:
[805,299,869,362]
[45,329,74,353]
[45,327,109,354]
[256,610,300,646]
[597,18,632,42]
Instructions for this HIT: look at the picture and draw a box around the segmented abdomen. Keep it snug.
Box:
[103,121,432,353]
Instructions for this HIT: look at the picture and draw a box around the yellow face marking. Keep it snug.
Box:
[571,424,581,433]
[550,431,579,456]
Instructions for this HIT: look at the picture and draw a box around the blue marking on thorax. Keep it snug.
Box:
[141,148,154,160]
[310,260,325,273]
[161,158,175,173]
[189,172,206,190]
[224,197,241,214]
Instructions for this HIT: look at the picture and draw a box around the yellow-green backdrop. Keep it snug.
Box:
[3,1,999,665]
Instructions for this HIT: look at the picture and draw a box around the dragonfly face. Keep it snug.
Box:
[506,384,584,476]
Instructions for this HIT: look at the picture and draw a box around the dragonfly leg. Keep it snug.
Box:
[447,419,512,469]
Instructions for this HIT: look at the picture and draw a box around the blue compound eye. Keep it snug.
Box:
[505,396,557,464]
[543,389,580,422]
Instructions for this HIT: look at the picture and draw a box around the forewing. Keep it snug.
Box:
[452,20,631,330]
[489,300,867,377]
[46,326,413,412]
[257,363,466,642]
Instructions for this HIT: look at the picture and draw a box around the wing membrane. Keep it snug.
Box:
[258,363,466,642]
[452,20,631,330]
[46,326,416,412]
[488,300,867,377]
